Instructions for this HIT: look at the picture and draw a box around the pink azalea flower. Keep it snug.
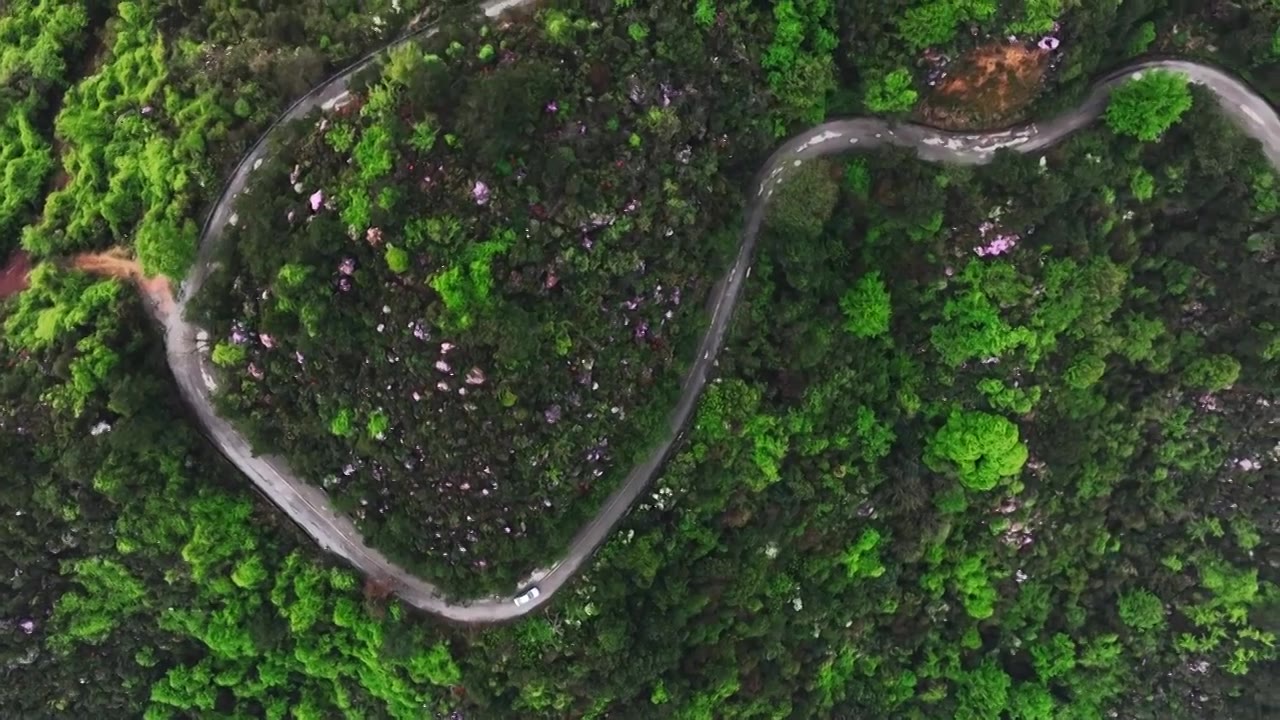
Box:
[310,190,324,211]
[472,181,490,205]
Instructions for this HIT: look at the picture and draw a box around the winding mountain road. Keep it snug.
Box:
[160,1,1280,623]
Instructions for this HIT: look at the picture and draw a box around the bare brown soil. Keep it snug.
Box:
[920,43,1051,131]
[0,251,32,299]
[69,248,176,319]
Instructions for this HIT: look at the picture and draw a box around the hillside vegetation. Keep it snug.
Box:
[1,0,1277,718]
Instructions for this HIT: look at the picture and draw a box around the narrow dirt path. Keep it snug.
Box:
[2,247,177,319]
[67,249,175,318]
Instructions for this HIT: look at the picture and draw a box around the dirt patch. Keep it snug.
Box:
[69,249,176,320]
[919,42,1051,131]
[0,251,32,299]
[2,248,176,320]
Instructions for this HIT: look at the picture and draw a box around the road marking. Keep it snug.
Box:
[795,130,844,153]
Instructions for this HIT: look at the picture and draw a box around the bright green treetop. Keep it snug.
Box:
[925,410,1029,491]
[1184,353,1241,391]
[863,68,918,113]
[1105,70,1193,142]
[840,272,892,338]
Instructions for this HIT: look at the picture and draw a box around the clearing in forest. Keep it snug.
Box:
[921,42,1051,130]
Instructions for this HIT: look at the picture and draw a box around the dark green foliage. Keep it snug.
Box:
[765,160,839,241]
[1184,354,1241,391]
[197,3,779,597]
[1064,354,1106,389]
[1,1,1277,718]
[1118,588,1166,632]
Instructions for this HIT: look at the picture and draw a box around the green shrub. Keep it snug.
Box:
[844,158,872,198]
[49,557,147,649]
[930,289,1034,367]
[898,0,996,50]
[1130,168,1155,201]
[353,124,394,183]
[1251,170,1280,215]
[409,118,438,154]
[693,0,715,27]
[863,68,918,113]
[1007,0,1061,35]
[385,244,410,273]
[839,272,891,338]
[953,555,998,620]
[977,378,1041,414]
[765,160,838,242]
[841,529,887,579]
[925,410,1029,491]
[1127,21,1157,56]
[366,410,390,439]
[1064,354,1107,389]
[1118,588,1166,632]
[326,123,356,153]
[1184,354,1241,391]
[1105,71,1193,142]
[329,408,355,437]
[211,342,246,368]
[542,9,572,43]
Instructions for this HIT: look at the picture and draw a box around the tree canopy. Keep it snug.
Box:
[1105,70,1194,141]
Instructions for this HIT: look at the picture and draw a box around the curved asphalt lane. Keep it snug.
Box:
[163,5,1280,623]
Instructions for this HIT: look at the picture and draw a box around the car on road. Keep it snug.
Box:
[513,586,541,607]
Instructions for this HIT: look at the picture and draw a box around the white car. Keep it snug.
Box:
[513,587,541,607]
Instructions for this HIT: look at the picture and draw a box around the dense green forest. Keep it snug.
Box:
[192,2,781,596]
[3,0,1279,718]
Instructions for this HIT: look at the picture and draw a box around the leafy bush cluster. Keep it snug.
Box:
[7,0,434,271]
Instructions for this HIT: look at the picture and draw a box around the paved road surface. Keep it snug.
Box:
[161,2,1280,623]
